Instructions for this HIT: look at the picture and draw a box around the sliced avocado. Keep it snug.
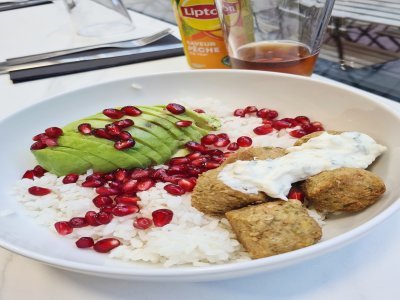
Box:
[155,105,221,131]
[138,107,204,141]
[59,133,148,169]
[51,147,119,173]
[63,119,167,163]
[33,148,91,176]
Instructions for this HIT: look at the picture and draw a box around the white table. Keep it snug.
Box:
[1,3,400,300]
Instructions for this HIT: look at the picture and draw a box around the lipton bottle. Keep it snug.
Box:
[172,0,230,69]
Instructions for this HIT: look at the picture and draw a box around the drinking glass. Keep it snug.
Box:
[214,0,336,76]
[63,0,135,38]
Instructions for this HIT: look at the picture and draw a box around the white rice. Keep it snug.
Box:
[11,99,325,267]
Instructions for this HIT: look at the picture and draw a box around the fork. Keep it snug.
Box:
[4,28,172,66]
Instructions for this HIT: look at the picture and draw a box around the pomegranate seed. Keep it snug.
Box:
[105,123,121,136]
[169,157,190,166]
[81,180,104,188]
[233,109,245,117]
[190,157,207,167]
[43,138,58,147]
[295,116,310,125]
[164,184,185,196]
[253,125,273,135]
[131,169,151,179]
[152,209,173,227]
[287,186,305,202]
[204,161,220,169]
[272,120,291,130]
[312,126,324,132]
[185,141,206,153]
[78,123,92,135]
[103,108,124,119]
[93,238,121,253]
[85,211,101,226]
[114,139,135,150]
[118,131,132,141]
[33,165,47,177]
[301,123,314,133]
[187,166,203,176]
[280,118,298,128]
[45,127,63,138]
[186,151,202,160]
[100,206,115,214]
[266,110,278,120]
[256,108,270,118]
[22,170,35,180]
[54,221,73,235]
[92,195,113,208]
[96,186,120,196]
[108,182,121,191]
[32,133,48,142]
[166,103,185,114]
[217,133,229,139]
[214,137,230,147]
[227,142,239,151]
[113,169,128,182]
[289,129,307,138]
[178,178,196,192]
[224,152,233,158]
[262,119,273,125]
[69,217,88,228]
[151,169,168,180]
[75,237,94,248]
[237,136,252,147]
[245,106,258,114]
[121,106,142,116]
[30,141,47,150]
[92,128,113,140]
[28,186,51,196]
[133,217,152,230]
[115,195,140,206]
[113,119,134,128]
[194,108,205,113]
[175,120,192,127]
[86,173,103,181]
[112,203,140,216]
[201,134,218,145]
[206,149,224,156]
[211,156,225,163]
[167,165,188,175]
[312,121,323,127]
[62,173,79,184]
[95,211,114,224]
[137,178,155,191]
[103,173,114,181]
[121,179,138,194]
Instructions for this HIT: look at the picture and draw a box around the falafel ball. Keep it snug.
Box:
[191,147,286,215]
[225,200,322,259]
[294,130,341,146]
[301,167,386,213]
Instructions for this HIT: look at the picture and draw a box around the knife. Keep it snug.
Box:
[0,43,182,74]
[0,0,52,12]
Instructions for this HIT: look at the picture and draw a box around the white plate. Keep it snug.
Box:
[1,70,399,281]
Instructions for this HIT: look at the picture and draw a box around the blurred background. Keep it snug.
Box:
[125,0,400,101]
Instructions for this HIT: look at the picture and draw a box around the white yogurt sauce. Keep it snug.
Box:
[218,132,387,199]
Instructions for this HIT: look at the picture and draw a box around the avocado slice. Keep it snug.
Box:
[138,107,204,141]
[64,119,168,163]
[155,105,221,131]
[51,147,119,173]
[58,133,148,169]
[33,148,91,176]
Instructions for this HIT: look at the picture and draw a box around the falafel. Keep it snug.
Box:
[225,200,322,259]
[301,167,385,213]
[191,147,286,215]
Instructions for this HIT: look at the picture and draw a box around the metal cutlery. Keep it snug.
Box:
[3,28,172,66]
[0,0,52,11]
[0,42,182,74]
